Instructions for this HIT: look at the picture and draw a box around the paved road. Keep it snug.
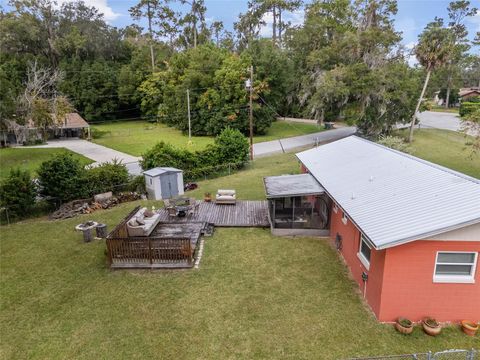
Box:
[253,127,357,157]
[417,111,463,132]
[27,139,143,175]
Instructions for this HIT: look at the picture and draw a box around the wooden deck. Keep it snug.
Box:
[157,200,269,227]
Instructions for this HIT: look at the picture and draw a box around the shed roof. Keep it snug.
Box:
[296,136,480,249]
[143,167,183,177]
[264,173,325,198]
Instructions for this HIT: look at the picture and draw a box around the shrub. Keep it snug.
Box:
[90,127,111,139]
[459,101,480,117]
[141,141,198,172]
[377,135,412,154]
[37,153,87,202]
[86,160,129,195]
[214,127,249,164]
[0,169,37,219]
[466,96,480,103]
[141,127,250,180]
[127,175,146,193]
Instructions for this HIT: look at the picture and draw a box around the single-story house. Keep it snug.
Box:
[1,113,90,146]
[459,88,480,101]
[264,136,479,322]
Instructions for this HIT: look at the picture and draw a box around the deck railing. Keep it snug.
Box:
[106,237,193,268]
[106,206,194,269]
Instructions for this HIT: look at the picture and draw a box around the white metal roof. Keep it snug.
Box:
[264,174,325,198]
[143,167,182,177]
[296,136,480,249]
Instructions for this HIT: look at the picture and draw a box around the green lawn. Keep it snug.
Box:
[401,129,480,179]
[0,148,92,180]
[1,151,477,360]
[428,105,459,114]
[91,120,322,156]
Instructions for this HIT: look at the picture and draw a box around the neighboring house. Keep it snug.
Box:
[459,88,480,101]
[264,136,479,322]
[1,113,90,146]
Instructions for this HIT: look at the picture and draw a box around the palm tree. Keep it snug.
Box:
[408,21,453,143]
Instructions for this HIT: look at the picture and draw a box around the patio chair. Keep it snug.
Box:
[187,200,197,218]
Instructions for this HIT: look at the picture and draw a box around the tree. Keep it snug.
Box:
[178,0,209,49]
[210,21,224,45]
[138,44,274,135]
[408,20,453,143]
[234,2,266,50]
[443,1,477,108]
[9,0,60,67]
[248,0,302,46]
[129,0,161,71]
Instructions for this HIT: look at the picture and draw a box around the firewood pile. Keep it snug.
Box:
[49,192,142,220]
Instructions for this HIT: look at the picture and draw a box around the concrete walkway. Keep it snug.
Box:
[253,127,356,157]
[27,139,143,175]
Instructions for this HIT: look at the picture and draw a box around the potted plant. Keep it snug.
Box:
[461,320,479,336]
[395,317,414,334]
[422,317,441,336]
[204,192,212,202]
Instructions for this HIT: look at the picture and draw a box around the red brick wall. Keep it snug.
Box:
[380,241,480,322]
[329,206,386,318]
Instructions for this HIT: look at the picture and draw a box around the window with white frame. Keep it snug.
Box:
[434,252,477,283]
[341,212,348,224]
[357,234,371,270]
[333,203,338,213]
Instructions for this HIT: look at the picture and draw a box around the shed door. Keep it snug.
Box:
[161,173,178,199]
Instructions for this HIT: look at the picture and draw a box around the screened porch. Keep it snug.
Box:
[264,174,330,236]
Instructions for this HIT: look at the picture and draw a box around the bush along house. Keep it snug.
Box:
[264,136,479,323]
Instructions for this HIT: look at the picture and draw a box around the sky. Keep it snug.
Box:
[2,0,480,50]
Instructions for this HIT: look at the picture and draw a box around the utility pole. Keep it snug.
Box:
[249,66,254,160]
[187,89,191,141]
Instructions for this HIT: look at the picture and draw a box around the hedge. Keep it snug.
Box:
[460,101,480,117]
[141,127,250,180]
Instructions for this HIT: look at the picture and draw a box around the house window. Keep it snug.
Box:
[357,234,371,270]
[433,252,477,283]
[341,212,348,225]
[333,203,338,213]
[149,178,153,185]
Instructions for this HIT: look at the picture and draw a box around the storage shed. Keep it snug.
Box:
[143,167,184,200]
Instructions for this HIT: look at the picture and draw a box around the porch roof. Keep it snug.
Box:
[264,173,325,199]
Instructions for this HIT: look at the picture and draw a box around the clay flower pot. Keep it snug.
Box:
[461,320,479,336]
[395,318,413,334]
[422,318,441,336]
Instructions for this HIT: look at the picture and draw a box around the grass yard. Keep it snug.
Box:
[91,120,322,156]
[0,148,92,180]
[399,129,480,179]
[428,105,459,114]
[1,151,478,360]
